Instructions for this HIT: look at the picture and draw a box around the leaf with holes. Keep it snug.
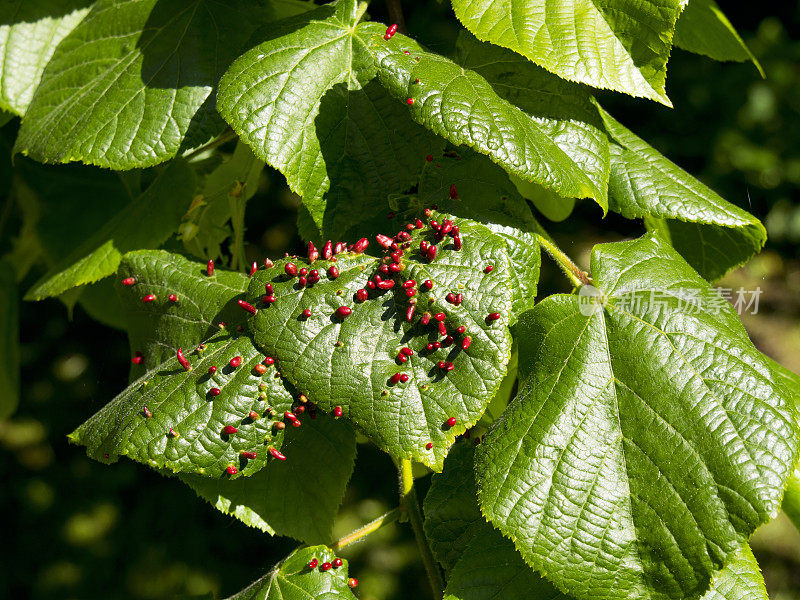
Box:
[227,545,356,600]
[242,209,513,470]
[476,233,798,600]
[217,0,442,240]
[70,331,295,479]
[450,0,683,105]
[418,150,540,320]
[182,414,357,543]
[599,108,766,281]
[369,30,607,211]
[0,0,92,116]
[25,159,195,300]
[117,249,250,375]
[674,0,763,75]
[13,0,294,169]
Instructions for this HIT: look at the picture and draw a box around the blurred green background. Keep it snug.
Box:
[2,2,799,599]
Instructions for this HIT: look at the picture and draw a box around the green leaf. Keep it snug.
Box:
[424,441,492,572]
[450,0,683,105]
[476,233,799,600]
[0,0,92,115]
[243,209,514,470]
[599,107,766,281]
[674,0,763,76]
[182,414,356,543]
[13,0,277,169]
[370,30,607,211]
[227,545,356,600]
[77,277,128,331]
[445,535,569,600]
[767,358,800,531]
[0,260,19,420]
[181,141,264,262]
[418,150,540,320]
[116,249,250,374]
[509,174,575,223]
[455,32,610,210]
[702,544,768,600]
[425,442,568,599]
[70,331,294,479]
[217,1,442,240]
[25,159,195,300]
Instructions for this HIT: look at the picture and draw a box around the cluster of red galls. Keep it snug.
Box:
[307,556,357,588]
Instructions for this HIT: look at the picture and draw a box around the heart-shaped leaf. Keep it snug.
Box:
[227,545,357,600]
[599,108,766,281]
[182,414,356,543]
[450,0,683,105]
[70,331,294,479]
[476,233,798,600]
[217,0,442,240]
[243,210,513,469]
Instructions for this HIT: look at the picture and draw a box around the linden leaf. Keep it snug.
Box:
[599,108,766,281]
[116,249,250,375]
[14,0,290,169]
[243,210,513,470]
[450,0,683,105]
[70,332,294,479]
[476,233,798,600]
[418,150,541,320]
[182,414,357,544]
[227,545,357,600]
[216,0,441,240]
[0,0,92,116]
[368,29,607,210]
[25,159,195,300]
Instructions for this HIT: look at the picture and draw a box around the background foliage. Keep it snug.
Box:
[1,1,800,600]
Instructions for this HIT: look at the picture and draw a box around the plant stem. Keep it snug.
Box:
[183,130,237,161]
[331,507,401,551]
[399,460,444,599]
[386,0,407,32]
[533,223,590,288]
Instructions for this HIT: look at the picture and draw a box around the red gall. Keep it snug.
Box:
[229,356,243,368]
[207,259,214,276]
[222,425,238,435]
[352,238,369,253]
[384,23,397,39]
[240,450,257,460]
[122,277,135,286]
[176,347,192,371]
[307,241,319,262]
[142,294,156,303]
[446,417,457,427]
[237,299,257,314]
[269,447,287,461]
[285,262,298,276]
[335,306,352,319]
[333,406,343,417]
[226,465,238,475]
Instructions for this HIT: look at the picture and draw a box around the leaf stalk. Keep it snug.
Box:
[331,507,401,551]
[533,226,591,288]
[399,459,444,599]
